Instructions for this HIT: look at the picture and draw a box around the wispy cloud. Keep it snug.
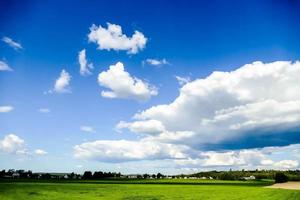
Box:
[80,126,95,133]
[35,149,47,155]
[175,75,191,85]
[144,58,170,66]
[79,49,93,76]
[0,61,13,71]
[38,108,50,113]
[2,36,23,50]
[0,106,14,113]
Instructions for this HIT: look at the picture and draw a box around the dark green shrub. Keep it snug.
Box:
[274,172,288,183]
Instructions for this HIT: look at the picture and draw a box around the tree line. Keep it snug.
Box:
[1,169,300,182]
[188,169,300,182]
[0,169,165,180]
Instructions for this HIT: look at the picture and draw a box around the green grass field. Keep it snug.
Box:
[0,179,299,200]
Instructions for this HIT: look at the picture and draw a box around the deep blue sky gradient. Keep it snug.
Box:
[1,0,300,172]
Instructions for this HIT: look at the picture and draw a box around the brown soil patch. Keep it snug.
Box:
[265,182,300,190]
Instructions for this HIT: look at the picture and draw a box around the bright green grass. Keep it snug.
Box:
[0,180,299,200]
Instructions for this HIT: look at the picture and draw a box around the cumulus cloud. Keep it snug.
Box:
[2,36,22,50]
[116,120,165,135]
[98,62,158,101]
[0,134,26,154]
[175,76,191,86]
[35,149,47,155]
[132,61,300,149]
[78,49,93,76]
[88,23,147,54]
[0,61,13,71]
[38,108,50,113]
[144,58,170,66]
[273,160,299,169]
[74,137,300,170]
[74,60,300,169]
[80,126,95,133]
[74,140,189,162]
[54,69,71,93]
[0,106,14,113]
[175,144,300,170]
[201,150,266,167]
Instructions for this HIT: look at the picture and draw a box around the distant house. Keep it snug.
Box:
[243,175,255,180]
[33,172,70,179]
[12,172,20,178]
[127,174,139,179]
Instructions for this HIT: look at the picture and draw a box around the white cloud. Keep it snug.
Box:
[2,36,22,50]
[0,106,14,113]
[35,149,47,155]
[143,131,196,144]
[74,140,189,162]
[175,144,300,170]
[201,150,265,167]
[145,58,169,66]
[175,149,267,168]
[74,60,300,169]
[116,120,165,135]
[175,76,191,86]
[78,49,93,76]
[0,134,25,154]
[80,126,95,133]
[38,108,50,113]
[98,62,157,102]
[273,160,299,169]
[54,69,71,93]
[73,137,300,170]
[0,61,13,71]
[132,61,300,149]
[88,23,147,54]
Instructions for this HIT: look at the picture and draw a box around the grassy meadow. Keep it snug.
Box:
[0,179,300,200]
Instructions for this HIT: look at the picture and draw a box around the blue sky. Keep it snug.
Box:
[1,0,300,174]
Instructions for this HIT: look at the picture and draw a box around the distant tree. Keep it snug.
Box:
[157,173,163,179]
[31,173,39,179]
[219,172,235,180]
[135,175,141,179]
[18,170,31,179]
[275,172,288,183]
[28,170,33,178]
[93,171,103,179]
[151,174,156,179]
[83,171,93,179]
[7,169,15,176]
[41,173,51,179]
[68,172,75,179]
[0,170,5,178]
[116,172,121,178]
[143,174,150,179]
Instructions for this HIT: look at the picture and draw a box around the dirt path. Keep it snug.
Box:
[265,182,300,190]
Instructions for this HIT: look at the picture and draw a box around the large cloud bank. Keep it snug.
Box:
[75,60,300,169]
